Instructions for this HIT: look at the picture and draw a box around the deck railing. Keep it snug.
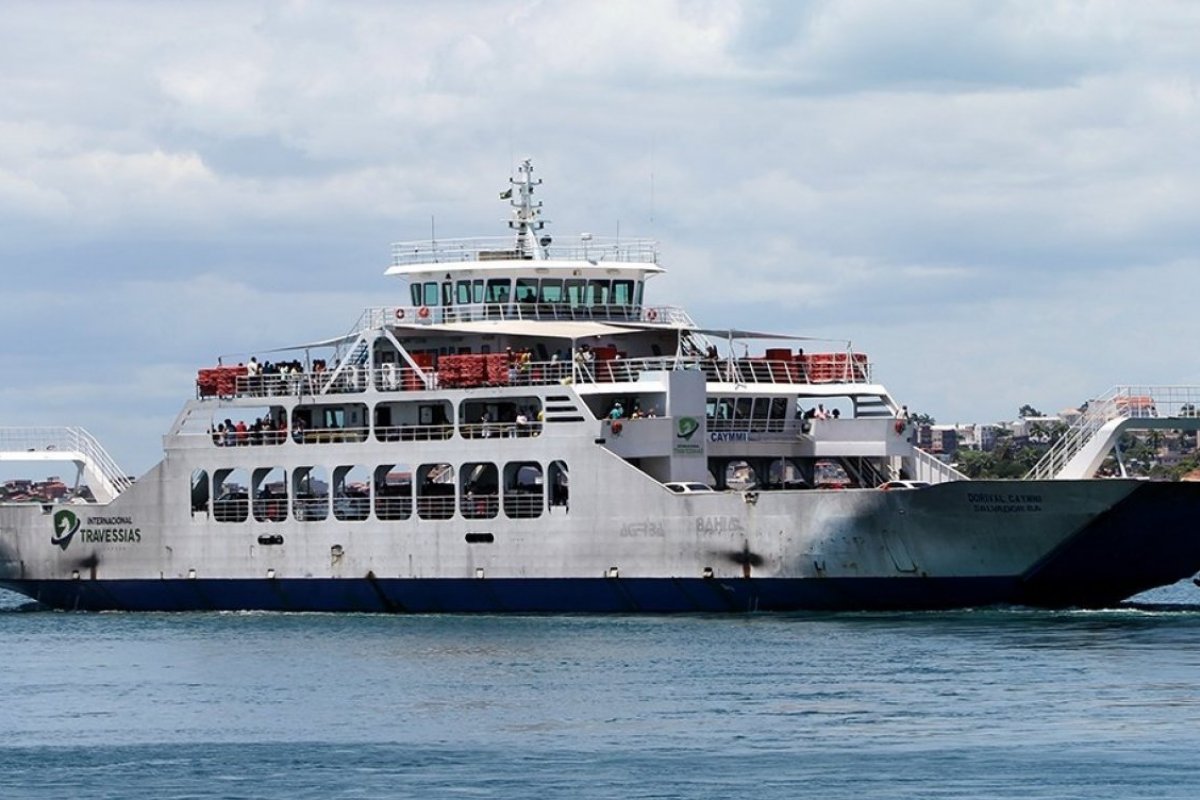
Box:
[0,426,133,496]
[389,236,657,267]
[1026,385,1200,480]
[199,354,874,403]
[359,302,694,330]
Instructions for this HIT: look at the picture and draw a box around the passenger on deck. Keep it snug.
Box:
[247,357,261,396]
[609,401,624,420]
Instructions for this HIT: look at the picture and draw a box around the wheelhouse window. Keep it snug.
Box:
[485,279,511,304]
[586,279,610,308]
[539,279,563,305]
[515,278,539,307]
[564,278,585,310]
[456,279,484,304]
[422,282,439,306]
[611,280,634,308]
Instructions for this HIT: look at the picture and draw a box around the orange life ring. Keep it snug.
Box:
[418,306,430,319]
[395,308,405,320]
[645,308,658,322]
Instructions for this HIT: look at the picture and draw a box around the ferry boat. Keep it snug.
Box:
[4,159,1200,612]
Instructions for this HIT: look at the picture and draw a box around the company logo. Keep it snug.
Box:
[676,416,700,440]
[51,509,80,551]
[49,510,143,550]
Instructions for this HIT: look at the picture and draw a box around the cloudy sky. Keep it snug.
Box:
[3,0,1199,473]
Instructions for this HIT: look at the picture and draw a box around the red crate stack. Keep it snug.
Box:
[486,353,509,385]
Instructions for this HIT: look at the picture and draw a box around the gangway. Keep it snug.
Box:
[0,427,132,504]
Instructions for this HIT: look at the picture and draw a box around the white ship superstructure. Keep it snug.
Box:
[3,160,1200,612]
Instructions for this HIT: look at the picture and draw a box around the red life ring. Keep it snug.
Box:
[645,308,658,322]
[893,419,905,435]
[395,308,405,320]
[612,420,623,434]
[418,306,430,319]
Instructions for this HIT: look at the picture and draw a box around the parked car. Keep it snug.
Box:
[664,482,715,494]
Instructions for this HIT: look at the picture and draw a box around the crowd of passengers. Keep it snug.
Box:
[211,416,289,446]
[233,357,339,396]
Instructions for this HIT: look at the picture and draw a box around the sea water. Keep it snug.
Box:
[1,583,1198,799]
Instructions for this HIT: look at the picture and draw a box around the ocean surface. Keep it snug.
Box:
[2,583,1199,800]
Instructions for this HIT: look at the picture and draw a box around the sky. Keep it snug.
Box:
[3,0,1200,475]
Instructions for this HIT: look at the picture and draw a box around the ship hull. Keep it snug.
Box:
[4,478,1199,613]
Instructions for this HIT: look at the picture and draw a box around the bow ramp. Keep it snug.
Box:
[1027,386,1200,480]
[0,427,132,503]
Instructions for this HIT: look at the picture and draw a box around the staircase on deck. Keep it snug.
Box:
[1026,386,1200,480]
[0,427,133,503]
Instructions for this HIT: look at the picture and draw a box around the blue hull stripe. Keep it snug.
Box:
[3,576,1022,613]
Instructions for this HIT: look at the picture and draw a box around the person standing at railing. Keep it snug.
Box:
[246,357,261,397]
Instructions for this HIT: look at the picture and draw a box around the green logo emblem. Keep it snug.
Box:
[51,509,80,551]
[676,416,700,440]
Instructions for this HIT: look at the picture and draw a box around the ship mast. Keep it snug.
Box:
[505,158,550,260]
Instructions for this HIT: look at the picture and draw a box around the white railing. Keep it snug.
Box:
[199,353,877,402]
[0,427,133,496]
[390,236,657,267]
[356,302,695,331]
[910,447,969,484]
[1025,385,1200,480]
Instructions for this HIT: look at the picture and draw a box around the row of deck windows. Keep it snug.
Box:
[211,398,543,446]
[414,277,642,309]
[192,460,570,523]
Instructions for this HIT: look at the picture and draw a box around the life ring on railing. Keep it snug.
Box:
[395,308,406,321]
[611,420,623,434]
[418,306,430,320]
[893,419,905,435]
[645,308,658,322]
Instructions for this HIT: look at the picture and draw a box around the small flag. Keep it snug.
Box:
[499,188,513,200]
